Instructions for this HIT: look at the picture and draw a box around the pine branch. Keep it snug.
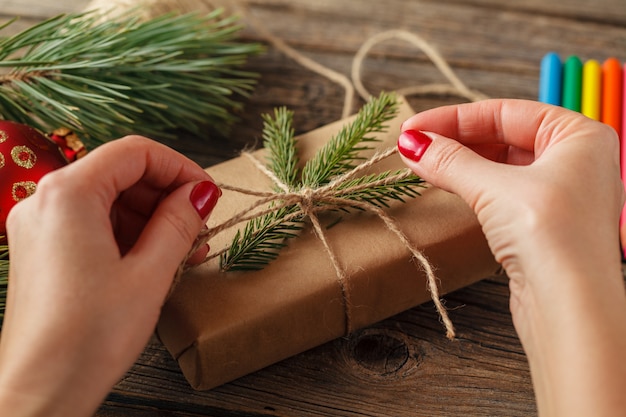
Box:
[332,171,425,209]
[262,107,299,190]
[221,207,304,271]
[0,10,263,147]
[220,93,424,272]
[221,106,303,271]
[300,92,398,188]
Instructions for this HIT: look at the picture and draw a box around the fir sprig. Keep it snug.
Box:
[221,108,304,271]
[0,10,263,147]
[221,92,425,271]
[221,207,304,271]
[262,107,299,190]
[333,171,425,210]
[301,92,398,188]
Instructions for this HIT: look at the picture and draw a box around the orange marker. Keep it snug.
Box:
[581,59,602,120]
[602,58,622,136]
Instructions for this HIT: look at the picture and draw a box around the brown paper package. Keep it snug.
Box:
[156,99,499,390]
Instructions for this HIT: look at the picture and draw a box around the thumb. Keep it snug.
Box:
[128,180,220,274]
[397,129,500,209]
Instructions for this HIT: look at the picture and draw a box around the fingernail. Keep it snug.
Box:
[190,181,221,219]
[398,130,432,162]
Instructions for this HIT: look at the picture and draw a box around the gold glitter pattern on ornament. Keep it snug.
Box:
[12,181,37,202]
[0,153,4,169]
[11,145,36,169]
[0,130,6,143]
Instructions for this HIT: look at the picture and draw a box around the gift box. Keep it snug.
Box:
[156,99,499,390]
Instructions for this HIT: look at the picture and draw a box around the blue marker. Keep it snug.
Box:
[539,52,562,105]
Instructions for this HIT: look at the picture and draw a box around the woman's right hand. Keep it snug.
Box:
[397,99,626,417]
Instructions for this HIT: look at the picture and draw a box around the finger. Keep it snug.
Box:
[185,225,211,265]
[186,242,210,265]
[397,129,514,209]
[401,98,580,153]
[62,136,211,207]
[110,198,148,256]
[126,180,220,285]
[467,143,535,166]
[114,181,170,219]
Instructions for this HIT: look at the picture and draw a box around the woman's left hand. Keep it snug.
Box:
[0,136,220,417]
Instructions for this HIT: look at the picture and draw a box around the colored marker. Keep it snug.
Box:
[539,52,562,105]
[621,63,626,256]
[623,63,626,141]
[581,59,602,120]
[601,58,622,136]
[561,55,583,112]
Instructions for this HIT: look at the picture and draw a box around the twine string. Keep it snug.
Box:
[230,1,355,119]
[179,147,455,339]
[351,29,489,103]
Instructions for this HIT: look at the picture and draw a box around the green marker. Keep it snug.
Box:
[562,55,583,112]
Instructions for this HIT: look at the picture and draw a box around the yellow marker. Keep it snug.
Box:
[581,59,602,120]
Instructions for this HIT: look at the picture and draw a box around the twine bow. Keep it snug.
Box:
[178,146,456,340]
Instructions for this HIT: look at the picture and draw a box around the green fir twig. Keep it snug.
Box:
[301,92,398,188]
[333,171,425,210]
[0,9,264,147]
[221,108,305,271]
[262,107,299,190]
[221,92,425,271]
[221,207,304,271]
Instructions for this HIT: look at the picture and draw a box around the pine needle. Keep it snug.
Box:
[0,10,264,147]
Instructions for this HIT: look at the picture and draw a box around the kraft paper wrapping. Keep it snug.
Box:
[156,100,499,390]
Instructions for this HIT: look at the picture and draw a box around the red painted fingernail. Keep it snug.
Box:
[190,181,220,219]
[397,130,432,162]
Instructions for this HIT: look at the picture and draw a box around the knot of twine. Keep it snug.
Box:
[178,146,456,340]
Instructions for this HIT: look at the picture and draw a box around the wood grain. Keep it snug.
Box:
[0,0,624,415]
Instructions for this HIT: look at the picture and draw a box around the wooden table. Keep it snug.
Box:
[2,0,625,415]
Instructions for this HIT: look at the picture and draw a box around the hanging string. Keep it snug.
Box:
[351,29,489,103]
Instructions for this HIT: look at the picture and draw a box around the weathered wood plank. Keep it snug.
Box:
[0,0,85,18]
[240,0,626,25]
[426,0,626,25]
[237,1,626,68]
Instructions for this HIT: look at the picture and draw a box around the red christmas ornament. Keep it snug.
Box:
[0,121,70,236]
